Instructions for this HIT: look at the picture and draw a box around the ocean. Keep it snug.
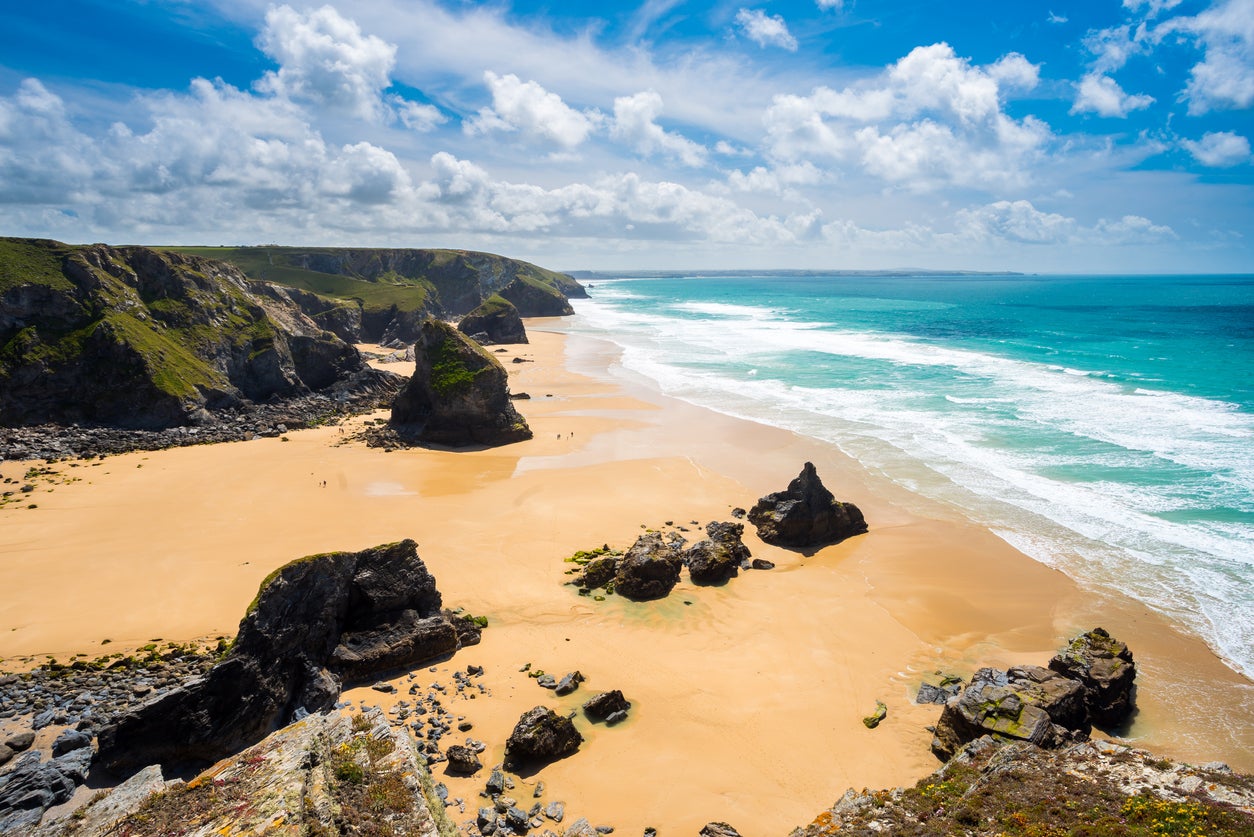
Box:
[560,272,1254,680]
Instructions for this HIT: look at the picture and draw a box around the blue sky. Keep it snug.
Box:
[1,0,1252,271]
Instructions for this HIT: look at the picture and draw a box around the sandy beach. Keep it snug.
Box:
[1,323,1252,834]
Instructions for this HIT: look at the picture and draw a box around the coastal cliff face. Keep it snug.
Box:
[0,238,373,429]
[167,245,584,345]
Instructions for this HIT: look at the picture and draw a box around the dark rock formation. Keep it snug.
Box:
[0,238,377,430]
[498,277,575,317]
[685,521,751,585]
[458,294,528,344]
[700,824,743,837]
[503,706,583,770]
[570,555,620,592]
[748,462,867,548]
[614,532,684,601]
[1048,627,1137,728]
[389,319,532,447]
[931,629,1137,761]
[0,748,93,833]
[94,539,473,774]
[582,690,631,722]
[445,744,483,776]
[555,671,584,696]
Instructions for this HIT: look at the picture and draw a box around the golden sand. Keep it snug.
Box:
[1,326,1251,834]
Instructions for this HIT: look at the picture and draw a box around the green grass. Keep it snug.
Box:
[0,237,74,293]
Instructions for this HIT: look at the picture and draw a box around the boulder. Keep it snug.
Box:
[685,521,751,585]
[930,668,1063,761]
[747,462,866,548]
[570,556,619,592]
[445,744,483,776]
[390,319,532,447]
[0,750,86,833]
[1006,665,1089,732]
[582,690,631,722]
[503,706,583,770]
[95,539,472,774]
[555,671,584,696]
[1048,627,1136,728]
[700,824,743,837]
[614,532,683,601]
[458,295,528,344]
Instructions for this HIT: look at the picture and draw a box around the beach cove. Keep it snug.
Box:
[1,324,1251,834]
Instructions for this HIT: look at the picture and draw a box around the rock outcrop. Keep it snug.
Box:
[94,539,477,774]
[32,709,450,837]
[582,690,631,722]
[930,628,1137,761]
[748,462,867,548]
[614,532,684,601]
[503,706,583,770]
[0,238,381,430]
[685,521,751,585]
[458,294,528,344]
[1048,626,1137,728]
[794,736,1254,837]
[389,318,532,447]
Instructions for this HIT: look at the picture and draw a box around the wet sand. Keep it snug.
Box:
[1,325,1251,834]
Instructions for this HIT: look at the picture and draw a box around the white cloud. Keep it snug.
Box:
[255,4,397,121]
[1048,11,1069,24]
[1083,25,1148,74]
[1123,0,1185,18]
[958,199,1077,244]
[1093,214,1177,242]
[389,97,446,132]
[323,142,412,204]
[816,0,845,10]
[610,91,707,166]
[764,43,1047,191]
[735,9,799,51]
[465,72,600,149]
[1167,0,1254,114]
[725,162,824,194]
[1071,73,1155,117]
[1182,130,1252,165]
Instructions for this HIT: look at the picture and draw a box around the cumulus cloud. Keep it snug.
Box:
[0,79,99,204]
[256,4,397,121]
[1182,130,1252,165]
[735,9,799,51]
[1093,214,1178,242]
[610,90,707,166]
[1165,0,1254,113]
[1071,73,1155,117]
[465,72,600,149]
[390,97,446,132]
[1082,25,1148,74]
[957,199,1175,245]
[764,43,1047,191]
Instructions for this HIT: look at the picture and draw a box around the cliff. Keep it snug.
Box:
[166,245,585,345]
[0,238,388,430]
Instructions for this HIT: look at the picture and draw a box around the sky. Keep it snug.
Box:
[1,0,1252,272]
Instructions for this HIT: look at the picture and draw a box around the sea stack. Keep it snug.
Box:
[748,462,867,548]
[390,318,532,447]
[458,294,528,344]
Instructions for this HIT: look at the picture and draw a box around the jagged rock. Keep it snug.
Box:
[36,710,447,837]
[582,690,631,722]
[49,729,91,757]
[390,319,532,447]
[459,295,528,344]
[700,824,743,837]
[0,751,83,833]
[28,764,169,837]
[570,556,619,591]
[1048,627,1137,727]
[446,744,483,776]
[1006,665,1089,731]
[563,818,599,837]
[503,707,583,770]
[614,532,683,601]
[2,733,34,754]
[915,675,964,705]
[747,462,867,548]
[545,800,566,822]
[685,521,751,585]
[554,671,584,696]
[0,239,374,430]
[931,668,1062,761]
[95,539,470,774]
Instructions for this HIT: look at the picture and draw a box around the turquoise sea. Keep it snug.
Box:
[561,273,1254,679]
